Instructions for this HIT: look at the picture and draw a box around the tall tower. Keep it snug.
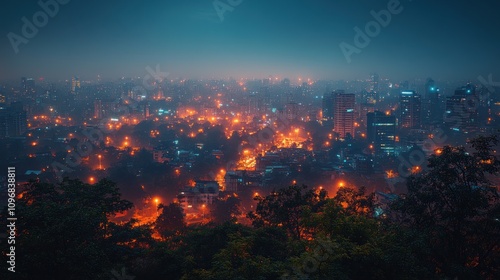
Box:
[400,90,421,129]
[71,77,80,94]
[445,84,478,130]
[322,92,335,122]
[94,99,102,119]
[367,111,396,155]
[333,91,355,138]
[423,78,440,125]
[369,73,380,103]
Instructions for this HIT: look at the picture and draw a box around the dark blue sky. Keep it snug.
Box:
[1,0,500,81]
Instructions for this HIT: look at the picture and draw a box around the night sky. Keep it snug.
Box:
[1,0,500,81]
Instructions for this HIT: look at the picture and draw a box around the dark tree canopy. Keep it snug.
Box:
[155,202,186,238]
[392,135,500,279]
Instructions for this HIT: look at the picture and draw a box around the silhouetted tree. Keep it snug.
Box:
[0,178,138,280]
[392,135,500,279]
[211,193,241,224]
[155,203,186,238]
[248,185,327,239]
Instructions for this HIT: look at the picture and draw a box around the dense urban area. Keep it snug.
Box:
[0,75,499,279]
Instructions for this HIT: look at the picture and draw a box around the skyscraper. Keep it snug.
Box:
[71,76,80,93]
[94,99,102,119]
[333,91,355,138]
[0,103,27,138]
[367,111,396,155]
[322,92,335,122]
[368,73,379,103]
[400,90,421,129]
[423,78,441,125]
[445,84,478,130]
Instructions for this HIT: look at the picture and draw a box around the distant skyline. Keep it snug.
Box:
[1,0,500,81]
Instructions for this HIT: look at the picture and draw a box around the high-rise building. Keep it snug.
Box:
[285,102,299,121]
[367,111,396,155]
[71,76,80,93]
[144,103,150,118]
[0,103,27,138]
[423,78,441,125]
[400,90,421,129]
[359,102,375,126]
[334,91,355,138]
[368,73,379,103]
[322,92,335,122]
[445,84,478,130]
[94,99,103,119]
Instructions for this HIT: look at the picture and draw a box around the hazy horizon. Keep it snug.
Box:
[1,0,500,81]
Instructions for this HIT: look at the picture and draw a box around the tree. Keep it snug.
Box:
[334,186,377,217]
[0,178,138,280]
[155,203,186,238]
[247,185,327,239]
[392,135,500,279]
[211,193,241,224]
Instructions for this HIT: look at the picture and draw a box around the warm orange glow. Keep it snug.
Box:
[89,177,95,183]
[386,170,397,179]
[411,166,421,174]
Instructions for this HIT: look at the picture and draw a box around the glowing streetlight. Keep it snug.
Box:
[98,154,102,170]
[201,204,206,219]
[89,177,95,183]
[154,197,160,215]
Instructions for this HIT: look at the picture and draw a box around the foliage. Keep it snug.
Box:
[155,202,186,238]
[211,193,241,224]
[0,178,137,280]
[247,185,327,239]
[392,135,500,279]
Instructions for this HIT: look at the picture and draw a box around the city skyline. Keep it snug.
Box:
[1,0,500,81]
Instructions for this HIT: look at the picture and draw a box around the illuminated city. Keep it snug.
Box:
[0,0,499,279]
